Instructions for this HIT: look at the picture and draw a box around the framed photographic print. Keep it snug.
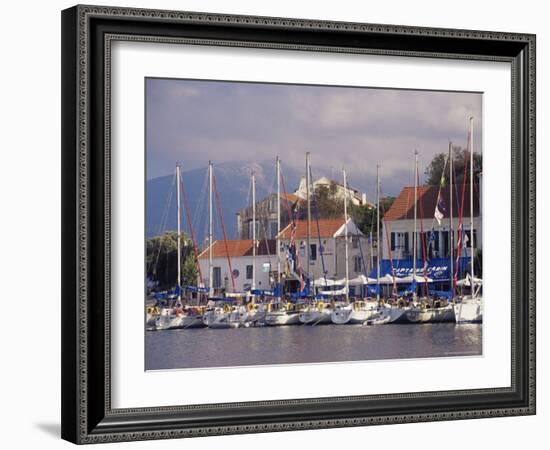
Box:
[61,4,536,444]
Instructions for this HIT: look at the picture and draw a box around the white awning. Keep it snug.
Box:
[319,287,348,296]
[456,274,483,287]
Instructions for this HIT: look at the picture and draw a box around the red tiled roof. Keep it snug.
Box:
[198,239,276,259]
[383,185,480,221]
[278,218,345,240]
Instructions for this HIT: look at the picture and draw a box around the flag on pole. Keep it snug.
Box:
[287,220,306,292]
[434,194,446,225]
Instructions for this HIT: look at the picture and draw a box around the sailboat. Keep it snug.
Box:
[454,117,483,323]
[264,301,302,326]
[224,171,259,329]
[201,160,233,328]
[400,150,455,324]
[330,167,352,324]
[263,156,303,326]
[149,164,206,330]
[331,168,381,324]
[299,300,333,325]
[369,164,411,325]
[291,153,331,325]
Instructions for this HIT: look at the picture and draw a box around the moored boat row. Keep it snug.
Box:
[146,295,480,331]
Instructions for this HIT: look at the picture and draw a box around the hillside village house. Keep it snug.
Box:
[198,240,276,294]
[277,218,370,294]
[236,176,374,241]
[382,184,481,262]
[294,176,374,208]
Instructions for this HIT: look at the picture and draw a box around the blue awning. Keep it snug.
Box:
[369,257,470,281]
[184,285,209,293]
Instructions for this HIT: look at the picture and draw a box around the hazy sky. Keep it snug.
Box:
[145,78,482,198]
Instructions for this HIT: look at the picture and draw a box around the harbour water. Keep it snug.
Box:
[145,323,482,370]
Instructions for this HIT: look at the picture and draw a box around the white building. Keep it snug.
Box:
[197,239,276,294]
[294,176,373,207]
[277,218,370,284]
[382,185,481,262]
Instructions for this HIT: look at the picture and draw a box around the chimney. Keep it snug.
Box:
[236,212,242,239]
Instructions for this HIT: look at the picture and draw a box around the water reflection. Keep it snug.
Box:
[145,323,482,370]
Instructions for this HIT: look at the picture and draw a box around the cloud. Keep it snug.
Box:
[145,78,482,197]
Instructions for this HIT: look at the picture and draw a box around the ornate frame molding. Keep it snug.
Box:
[61,5,535,444]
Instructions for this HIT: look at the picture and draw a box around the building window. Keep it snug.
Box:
[441,231,449,257]
[352,237,358,249]
[353,256,362,273]
[213,267,222,289]
[391,232,409,253]
[246,265,253,279]
[464,229,478,249]
[424,231,439,258]
[310,244,317,261]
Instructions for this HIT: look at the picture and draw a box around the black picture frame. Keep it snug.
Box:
[61,4,536,444]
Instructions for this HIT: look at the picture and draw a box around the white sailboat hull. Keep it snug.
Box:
[207,314,232,329]
[248,308,267,324]
[227,310,251,328]
[153,314,172,331]
[372,306,410,324]
[264,311,301,326]
[168,314,205,329]
[331,305,380,324]
[331,307,353,324]
[299,310,332,325]
[203,309,229,328]
[405,305,455,323]
[454,298,483,323]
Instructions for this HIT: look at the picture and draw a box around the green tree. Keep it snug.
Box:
[425,146,482,187]
[311,183,344,218]
[294,182,394,237]
[146,231,198,290]
[350,197,395,236]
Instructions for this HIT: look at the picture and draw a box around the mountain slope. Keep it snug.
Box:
[146,160,301,243]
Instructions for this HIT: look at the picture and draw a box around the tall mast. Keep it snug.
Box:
[176,163,182,302]
[252,171,256,291]
[469,117,475,297]
[449,142,454,296]
[276,156,281,298]
[369,231,374,275]
[376,164,380,301]
[306,152,311,276]
[413,150,418,301]
[208,161,213,296]
[343,168,349,301]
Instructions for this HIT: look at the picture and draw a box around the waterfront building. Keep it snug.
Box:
[197,239,276,294]
[382,184,481,261]
[277,217,370,295]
